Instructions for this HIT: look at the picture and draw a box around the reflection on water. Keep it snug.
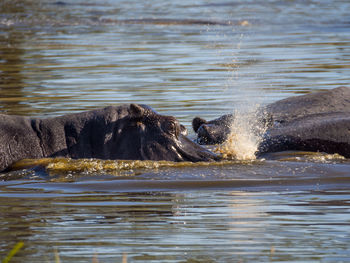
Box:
[1,189,350,262]
[1,0,350,262]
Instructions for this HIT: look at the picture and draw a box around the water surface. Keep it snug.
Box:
[1,0,350,262]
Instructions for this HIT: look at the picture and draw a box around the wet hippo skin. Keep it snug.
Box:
[0,104,219,172]
[259,112,350,158]
[193,86,350,157]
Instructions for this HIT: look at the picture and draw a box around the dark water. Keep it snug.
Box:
[1,0,350,262]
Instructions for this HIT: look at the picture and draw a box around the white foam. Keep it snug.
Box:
[216,106,267,161]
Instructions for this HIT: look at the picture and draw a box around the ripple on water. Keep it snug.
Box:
[1,0,350,261]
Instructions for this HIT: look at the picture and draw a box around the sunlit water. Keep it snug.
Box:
[1,0,350,262]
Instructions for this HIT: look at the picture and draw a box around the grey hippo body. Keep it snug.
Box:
[0,104,218,172]
[193,86,350,158]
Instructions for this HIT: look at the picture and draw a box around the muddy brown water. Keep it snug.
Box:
[1,0,350,262]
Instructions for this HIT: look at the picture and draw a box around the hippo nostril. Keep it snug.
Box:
[197,124,210,137]
[197,125,213,144]
[196,137,206,145]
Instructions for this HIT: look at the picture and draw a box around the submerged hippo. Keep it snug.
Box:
[0,104,219,172]
[193,86,350,157]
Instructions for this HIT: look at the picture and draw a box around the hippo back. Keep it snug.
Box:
[260,112,350,157]
[266,86,350,123]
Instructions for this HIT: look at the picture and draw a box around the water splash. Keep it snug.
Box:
[215,106,268,161]
[272,151,346,163]
[8,157,250,176]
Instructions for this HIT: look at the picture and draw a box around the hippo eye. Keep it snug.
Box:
[162,121,180,138]
[168,122,177,135]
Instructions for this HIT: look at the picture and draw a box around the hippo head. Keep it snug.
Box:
[192,115,234,145]
[192,112,273,145]
[110,104,220,162]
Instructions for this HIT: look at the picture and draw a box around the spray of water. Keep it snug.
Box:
[211,27,270,161]
[215,106,268,161]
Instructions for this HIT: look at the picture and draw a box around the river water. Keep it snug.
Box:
[1,0,350,262]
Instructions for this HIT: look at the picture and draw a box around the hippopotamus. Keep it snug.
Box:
[192,86,350,158]
[0,104,219,172]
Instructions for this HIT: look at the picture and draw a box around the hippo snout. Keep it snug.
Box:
[197,124,229,145]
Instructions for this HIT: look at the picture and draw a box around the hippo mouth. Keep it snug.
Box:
[139,133,220,162]
[176,134,221,162]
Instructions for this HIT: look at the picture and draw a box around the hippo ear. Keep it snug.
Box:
[192,117,207,133]
[130,104,145,118]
